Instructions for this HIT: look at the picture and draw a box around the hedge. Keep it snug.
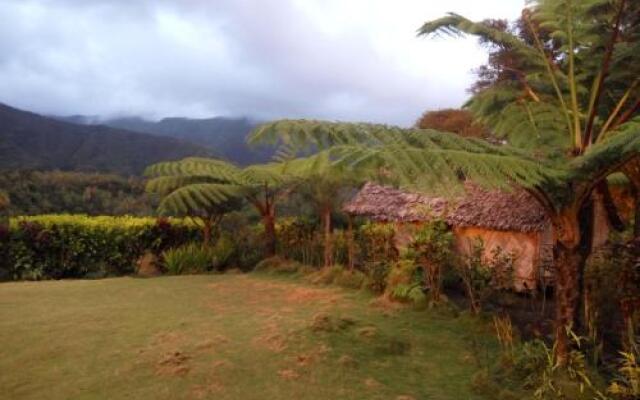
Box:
[0,215,199,280]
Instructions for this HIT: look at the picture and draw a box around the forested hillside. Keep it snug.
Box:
[0,104,212,175]
[63,115,273,165]
[0,170,153,215]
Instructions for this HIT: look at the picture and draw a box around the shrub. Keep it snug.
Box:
[385,260,427,305]
[585,237,640,353]
[4,215,198,280]
[608,344,640,399]
[276,217,321,265]
[364,261,391,293]
[210,233,236,270]
[254,256,305,275]
[309,264,345,285]
[357,222,396,264]
[219,212,263,270]
[456,238,515,314]
[334,268,367,289]
[162,243,217,274]
[407,220,453,303]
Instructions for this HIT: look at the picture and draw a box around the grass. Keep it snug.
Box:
[0,274,495,399]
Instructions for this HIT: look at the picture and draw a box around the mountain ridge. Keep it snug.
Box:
[0,103,214,175]
[57,113,273,165]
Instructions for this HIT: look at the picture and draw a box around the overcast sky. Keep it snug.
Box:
[0,0,524,126]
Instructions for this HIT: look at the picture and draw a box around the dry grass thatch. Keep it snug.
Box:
[342,182,549,232]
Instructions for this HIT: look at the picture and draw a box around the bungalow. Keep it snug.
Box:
[343,182,558,291]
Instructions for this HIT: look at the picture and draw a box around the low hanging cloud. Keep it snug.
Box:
[0,0,524,126]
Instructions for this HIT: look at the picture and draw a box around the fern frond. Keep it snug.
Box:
[157,184,246,215]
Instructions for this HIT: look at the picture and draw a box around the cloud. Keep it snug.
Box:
[0,0,525,126]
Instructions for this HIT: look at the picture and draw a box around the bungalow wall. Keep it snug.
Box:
[453,227,542,291]
[391,222,549,291]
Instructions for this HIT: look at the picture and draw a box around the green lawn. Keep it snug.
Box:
[0,274,494,399]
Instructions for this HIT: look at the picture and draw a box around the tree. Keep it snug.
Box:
[145,158,290,254]
[417,0,640,363]
[282,154,359,267]
[415,108,491,139]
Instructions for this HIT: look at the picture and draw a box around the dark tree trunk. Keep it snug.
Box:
[347,214,355,271]
[623,159,640,238]
[322,206,333,268]
[263,207,277,258]
[202,216,214,247]
[554,241,583,365]
[635,194,640,238]
[596,181,625,232]
[550,207,585,365]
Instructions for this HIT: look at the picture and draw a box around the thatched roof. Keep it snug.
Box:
[343,182,549,232]
[342,182,448,222]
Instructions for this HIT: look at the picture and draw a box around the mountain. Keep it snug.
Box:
[77,115,273,165]
[0,103,212,175]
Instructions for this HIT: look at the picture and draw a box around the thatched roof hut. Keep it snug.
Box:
[343,182,554,291]
[343,182,549,232]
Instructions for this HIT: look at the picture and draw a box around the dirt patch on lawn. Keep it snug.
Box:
[285,287,342,304]
[156,351,190,376]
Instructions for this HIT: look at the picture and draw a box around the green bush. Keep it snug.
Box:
[405,220,454,303]
[210,234,236,270]
[2,215,198,280]
[162,243,217,274]
[364,261,391,293]
[334,268,367,289]
[309,264,345,285]
[254,256,306,275]
[276,217,321,265]
[585,237,640,352]
[384,260,428,306]
[357,222,396,264]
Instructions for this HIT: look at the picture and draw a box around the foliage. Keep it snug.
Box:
[385,260,426,306]
[364,261,391,294]
[146,157,295,255]
[333,268,367,289]
[415,108,492,139]
[161,238,235,275]
[275,217,349,267]
[1,215,198,280]
[253,256,307,275]
[0,170,154,216]
[420,1,640,155]
[584,237,640,352]
[276,217,321,264]
[407,220,454,303]
[357,222,396,263]
[608,345,640,399]
[456,238,515,314]
[249,120,564,200]
[219,212,264,270]
[162,243,217,274]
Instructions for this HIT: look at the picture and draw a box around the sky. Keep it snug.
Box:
[0,0,525,126]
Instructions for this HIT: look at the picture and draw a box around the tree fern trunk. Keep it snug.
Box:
[322,206,333,268]
[203,218,213,248]
[551,208,584,366]
[595,181,624,234]
[263,208,276,258]
[554,241,582,365]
